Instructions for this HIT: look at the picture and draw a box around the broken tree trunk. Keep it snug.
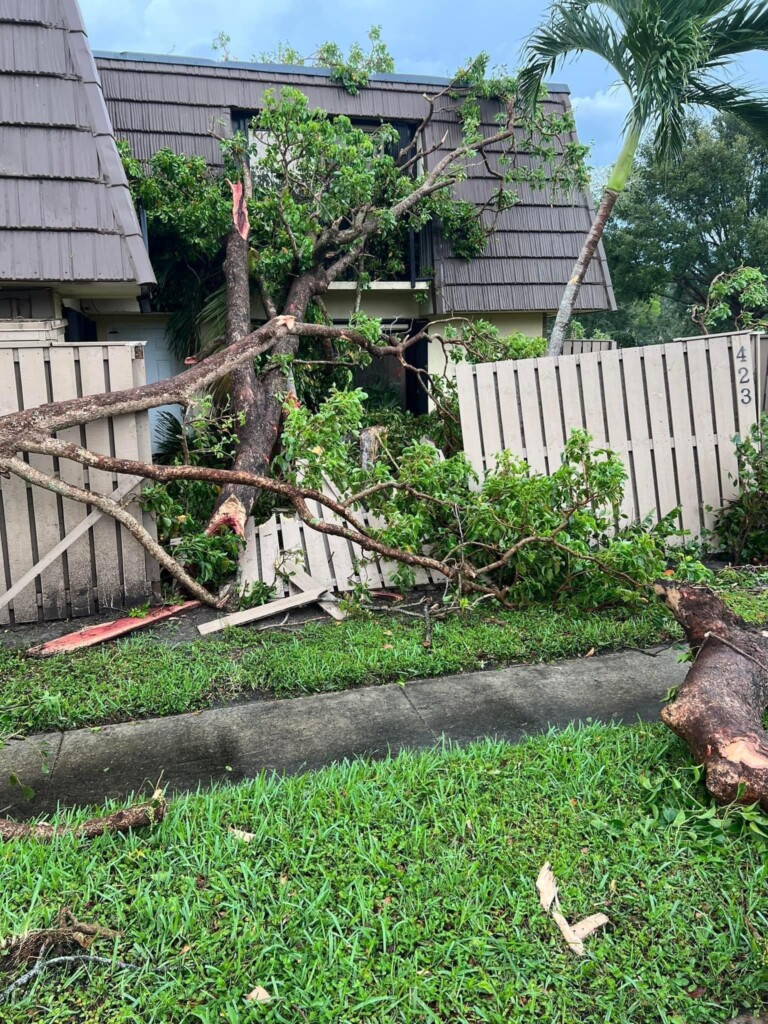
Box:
[207,191,310,537]
[655,581,768,810]
[208,201,264,538]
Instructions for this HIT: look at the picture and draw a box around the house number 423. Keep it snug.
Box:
[736,346,752,405]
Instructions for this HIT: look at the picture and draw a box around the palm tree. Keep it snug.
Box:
[518,0,768,355]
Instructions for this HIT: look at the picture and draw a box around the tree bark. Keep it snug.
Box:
[0,790,167,842]
[207,230,317,537]
[207,225,263,537]
[655,581,768,810]
[548,188,619,357]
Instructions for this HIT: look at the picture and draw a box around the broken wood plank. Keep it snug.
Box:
[26,601,201,658]
[197,588,326,636]
[0,476,142,614]
[281,561,347,621]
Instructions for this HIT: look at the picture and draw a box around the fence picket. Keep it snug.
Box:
[76,347,124,611]
[576,355,606,446]
[48,346,94,617]
[16,348,68,620]
[474,363,501,474]
[519,360,548,473]
[456,333,759,544]
[0,350,38,623]
[706,339,740,509]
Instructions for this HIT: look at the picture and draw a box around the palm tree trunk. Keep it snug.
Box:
[547,189,619,356]
[548,126,641,357]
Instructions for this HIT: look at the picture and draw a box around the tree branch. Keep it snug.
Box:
[0,456,221,607]
[0,316,296,444]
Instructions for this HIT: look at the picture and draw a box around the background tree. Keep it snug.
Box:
[569,114,768,344]
[606,115,768,323]
[519,0,768,356]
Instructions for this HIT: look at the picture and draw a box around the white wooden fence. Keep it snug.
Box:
[239,478,446,599]
[0,340,158,624]
[561,339,616,354]
[457,331,767,540]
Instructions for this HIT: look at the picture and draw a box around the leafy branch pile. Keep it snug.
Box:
[279,386,697,607]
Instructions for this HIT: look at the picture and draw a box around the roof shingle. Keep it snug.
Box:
[0,0,154,286]
[94,51,613,313]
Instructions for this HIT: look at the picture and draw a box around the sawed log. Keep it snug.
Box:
[655,581,768,810]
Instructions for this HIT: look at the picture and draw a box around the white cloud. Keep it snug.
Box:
[571,86,632,119]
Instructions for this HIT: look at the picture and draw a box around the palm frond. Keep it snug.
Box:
[197,281,229,341]
[519,3,630,108]
[649,102,690,162]
[688,76,768,145]
[152,410,186,464]
[705,1,768,58]
[676,0,742,19]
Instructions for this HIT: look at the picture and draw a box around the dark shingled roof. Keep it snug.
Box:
[93,51,615,314]
[0,0,154,287]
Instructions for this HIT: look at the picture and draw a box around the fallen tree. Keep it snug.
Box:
[656,581,768,811]
[1,47,767,821]
[120,55,587,536]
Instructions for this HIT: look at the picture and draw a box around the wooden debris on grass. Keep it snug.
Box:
[0,789,167,842]
[228,826,256,843]
[280,561,347,621]
[0,908,119,968]
[26,602,201,657]
[197,587,326,635]
[536,862,610,956]
[245,986,272,1003]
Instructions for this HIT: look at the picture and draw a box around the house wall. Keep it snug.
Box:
[69,291,547,425]
[0,288,58,319]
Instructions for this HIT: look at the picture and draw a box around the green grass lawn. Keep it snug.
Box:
[1,725,767,1022]
[2,581,768,738]
[2,604,676,736]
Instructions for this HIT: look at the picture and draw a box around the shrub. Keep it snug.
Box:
[281,391,699,608]
[140,481,242,589]
[715,414,768,564]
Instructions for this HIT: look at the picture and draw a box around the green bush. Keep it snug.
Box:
[715,414,768,564]
[140,482,242,589]
[281,391,699,608]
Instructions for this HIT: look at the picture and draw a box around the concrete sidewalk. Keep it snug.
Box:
[0,646,686,816]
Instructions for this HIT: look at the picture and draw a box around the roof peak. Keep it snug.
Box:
[93,50,570,93]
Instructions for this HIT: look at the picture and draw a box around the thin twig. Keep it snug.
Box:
[0,955,136,1003]
[703,631,768,673]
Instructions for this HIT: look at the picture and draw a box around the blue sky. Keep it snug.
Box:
[81,0,767,168]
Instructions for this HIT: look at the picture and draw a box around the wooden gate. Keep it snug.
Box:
[0,339,158,624]
[456,331,764,540]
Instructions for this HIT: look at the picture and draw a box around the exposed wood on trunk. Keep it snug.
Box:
[0,790,167,842]
[548,188,619,357]
[26,602,201,658]
[655,581,768,810]
[208,220,263,537]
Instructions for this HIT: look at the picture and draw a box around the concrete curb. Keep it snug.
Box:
[0,647,686,815]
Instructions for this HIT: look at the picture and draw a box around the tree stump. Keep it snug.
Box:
[655,582,768,810]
